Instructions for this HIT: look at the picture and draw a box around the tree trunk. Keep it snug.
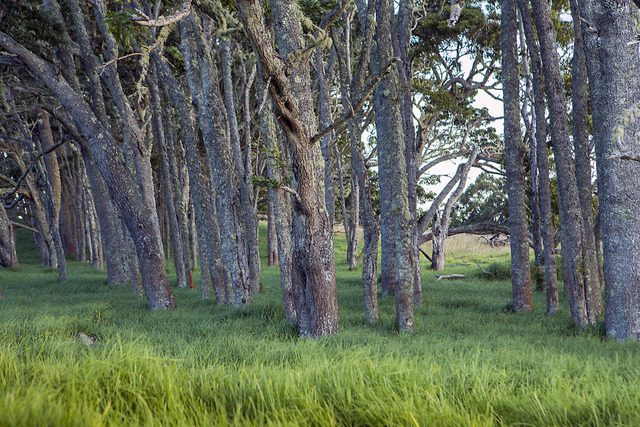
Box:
[517,0,559,314]
[149,68,189,289]
[259,74,296,322]
[37,110,67,281]
[581,0,640,340]
[267,196,279,267]
[531,0,600,325]
[238,0,339,336]
[396,0,422,305]
[0,203,17,268]
[374,0,414,332]
[220,38,261,296]
[502,0,532,312]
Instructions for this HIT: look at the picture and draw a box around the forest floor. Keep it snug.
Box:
[1,229,640,426]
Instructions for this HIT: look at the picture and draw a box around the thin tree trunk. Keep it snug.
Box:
[531,0,600,325]
[502,0,532,312]
[517,0,559,314]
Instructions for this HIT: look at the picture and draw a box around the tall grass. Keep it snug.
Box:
[1,228,639,426]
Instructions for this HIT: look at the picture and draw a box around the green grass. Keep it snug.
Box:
[1,229,639,426]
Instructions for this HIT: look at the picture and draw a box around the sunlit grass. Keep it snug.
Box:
[0,227,638,426]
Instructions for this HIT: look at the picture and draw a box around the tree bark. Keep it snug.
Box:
[517,0,559,314]
[0,203,17,268]
[531,0,600,325]
[237,0,339,336]
[180,14,251,305]
[502,0,532,312]
[374,0,414,331]
[581,0,640,339]
[220,38,261,296]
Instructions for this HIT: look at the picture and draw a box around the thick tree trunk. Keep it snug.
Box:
[502,0,532,312]
[238,0,339,336]
[0,31,175,309]
[315,49,336,227]
[581,0,640,340]
[531,0,600,325]
[517,0,559,314]
[375,0,414,332]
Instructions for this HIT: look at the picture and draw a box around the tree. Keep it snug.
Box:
[375,0,414,331]
[581,0,640,339]
[501,0,532,312]
[531,0,600,326]
[236,0,339,337]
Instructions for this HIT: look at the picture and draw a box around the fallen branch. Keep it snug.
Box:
[436,274,465,280]
[419,222,509,245]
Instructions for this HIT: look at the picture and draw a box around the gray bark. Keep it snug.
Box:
[220,39,261,296]
[375,0,414,331]
[154,53,229,304]
[517,0,559,314]
[180,13,251,305]
[502,0,532,312]
[0,203,17,268]
[581,0,640,339]
[258,74,296,322]
[531,0,600,325]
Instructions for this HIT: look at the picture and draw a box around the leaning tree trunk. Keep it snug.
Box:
[531,0,600,326]
[374,0,414,332]
[517,0,559,314]
[0,203,17,268]
[237,0,339,337]
[0,31,175,310]
[581,0,640,340]
[502,0,532,312]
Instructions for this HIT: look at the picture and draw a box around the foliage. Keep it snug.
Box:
[451,172,508,226]
[1,229,640,426]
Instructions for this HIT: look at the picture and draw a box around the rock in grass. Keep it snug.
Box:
[76,332,97,347]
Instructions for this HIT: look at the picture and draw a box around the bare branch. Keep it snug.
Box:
[132,0,192,27]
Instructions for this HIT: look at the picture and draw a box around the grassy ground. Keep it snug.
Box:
[1,229,639,426]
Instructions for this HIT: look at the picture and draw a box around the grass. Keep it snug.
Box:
[1,228,639,426]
